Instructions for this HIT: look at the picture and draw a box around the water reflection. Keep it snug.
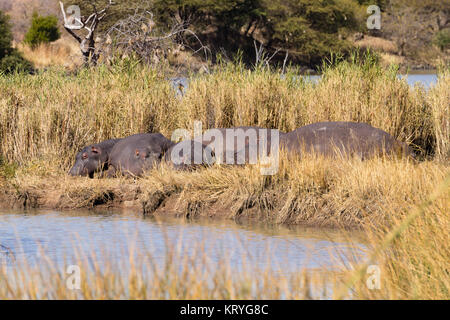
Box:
[0,209,366,273]
[171,72,438,95]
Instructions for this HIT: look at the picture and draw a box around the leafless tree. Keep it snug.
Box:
[59,0,114,65]
[383,6,433,57]
[382,1,450,57]
[104,8,210,67]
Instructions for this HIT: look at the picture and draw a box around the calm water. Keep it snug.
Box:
[0,209,366,273]
[171,73,438,94]
[398,73,439,88]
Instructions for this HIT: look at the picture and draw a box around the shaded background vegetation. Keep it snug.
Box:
[0,10,34,73]
[0,0,448,70]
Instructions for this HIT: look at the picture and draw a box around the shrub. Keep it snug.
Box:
[0,156,16,180]
[0,49,34,74]
[433,29,450,51]
[0,10,34,74]
[24,12,61,48]
[0,10,13,59]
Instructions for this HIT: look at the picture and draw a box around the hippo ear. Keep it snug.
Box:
[91,146,101,154]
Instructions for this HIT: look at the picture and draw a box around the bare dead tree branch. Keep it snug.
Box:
[254,40,280,69]
[282,50,289,75]
[59,0,114,65]
[104,8,210,69]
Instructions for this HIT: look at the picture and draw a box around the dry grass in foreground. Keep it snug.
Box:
[0,235,345,299]
[0,173,448,299]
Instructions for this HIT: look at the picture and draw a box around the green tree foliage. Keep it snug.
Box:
[0,10,13,60]
[356,0,387,10]
[434,29,450,51]
[261,0,359,65]
[0,10,34,74]
[0,50,34,74]
[24,12,61,48]
[152,0,364,65]
[60,0,367,67]
[154,0,264,27]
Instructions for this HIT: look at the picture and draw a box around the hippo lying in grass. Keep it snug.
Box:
[106,133,174,177]
[164,139,215,170]
[69,138,121,178]
[280,121,413,159]
[199,126,282,165]
[164,126,281,168]
[69,122,412,178]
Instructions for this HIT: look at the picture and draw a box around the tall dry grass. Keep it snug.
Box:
[337,174,449,299]
[0,59,448,299]
[0,229,345,299]
[0,59,448,171]
[16,38,83,70]
[0,172,448,299]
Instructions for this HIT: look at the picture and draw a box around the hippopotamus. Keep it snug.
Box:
[280,121,413,159]
[106,133,174,177]
[69,138,121,177]
[164,139,215,170]
[200,126,282,165]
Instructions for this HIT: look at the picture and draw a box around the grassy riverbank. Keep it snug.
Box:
[0,58,448,221]
[1,174,448,299]
[0,60,449,299]
[0,59,448,166]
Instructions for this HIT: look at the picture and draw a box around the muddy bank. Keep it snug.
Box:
[0,179,264,224]
[0,156,447,229]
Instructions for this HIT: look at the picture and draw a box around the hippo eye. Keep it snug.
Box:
[82,153,88,160]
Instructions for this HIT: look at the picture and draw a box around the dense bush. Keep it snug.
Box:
[0,10,33,74]
[24,12,60,48]
[433,29,450,51]
[0,49,34,74]
[63,0,365,67]
[0,10,13,59]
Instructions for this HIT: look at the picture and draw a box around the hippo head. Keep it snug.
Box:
[69,145,107,178]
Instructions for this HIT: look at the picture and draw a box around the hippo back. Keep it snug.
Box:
[109,133,174,176]
[200,126,283,165]
[281,122,412,159]
[164,139,215,170]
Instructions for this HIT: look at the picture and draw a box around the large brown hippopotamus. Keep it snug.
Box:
[163,126,282,170]
[69,138,121,178]
[280,121,413,159]
[106,133,174,177]
[199,126,282,165]
[164,139,215,170]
